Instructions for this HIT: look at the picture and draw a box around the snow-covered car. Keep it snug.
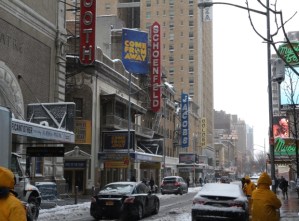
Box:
[90,181,159,220]
[192,183,249,221]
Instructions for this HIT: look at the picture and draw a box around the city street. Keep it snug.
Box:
[38,183,299,221]
[38,187,200,221]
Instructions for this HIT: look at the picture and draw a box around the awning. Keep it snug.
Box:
[11,118,75,143]
[101,94,147,114]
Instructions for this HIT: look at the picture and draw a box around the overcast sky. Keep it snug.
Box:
[212,0,299,152]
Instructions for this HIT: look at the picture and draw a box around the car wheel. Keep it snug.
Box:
[179,188,183,195]
[28,195,40,220]
[136,204,143,220]
[152,200,159,214]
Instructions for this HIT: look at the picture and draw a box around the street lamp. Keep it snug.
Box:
[198,1,276,192]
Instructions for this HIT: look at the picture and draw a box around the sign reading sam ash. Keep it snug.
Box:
[121,28,148,74]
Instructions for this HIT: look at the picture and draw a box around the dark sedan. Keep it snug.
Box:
[192,183,249,221]
[90,181,159,220]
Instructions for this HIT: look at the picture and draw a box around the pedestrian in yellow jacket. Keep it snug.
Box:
[251,172,281,221]
[243,175,256,197]
[0,166,26,221]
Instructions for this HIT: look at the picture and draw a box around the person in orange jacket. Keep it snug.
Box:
[243,175,256,197]
[251,172,281,221]
[0,166,26,221]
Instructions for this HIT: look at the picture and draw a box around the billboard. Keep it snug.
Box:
[273,116,289,138]
[179,153,196,164]
[280,66,299,108]
[121,28,148,74]
[274,137,298,156]
[181,93,189,148]
[150,22,161,112]
[80,0,96,65]
[102,131,135,151]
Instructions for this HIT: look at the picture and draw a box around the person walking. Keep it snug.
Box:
[149,176,155,191]
[251,172,281,221]
[279,176,289,200]
[0,166,26,221]
[186,177,190,188]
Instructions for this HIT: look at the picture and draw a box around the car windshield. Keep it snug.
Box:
[199,183,243,198]
[100,183,134,194]
[163,177,177,183]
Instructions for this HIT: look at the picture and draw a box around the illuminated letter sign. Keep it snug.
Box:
[181,93,189,148]
[278,42,299,66]
[80,0,96,65]
[151,22,161,112]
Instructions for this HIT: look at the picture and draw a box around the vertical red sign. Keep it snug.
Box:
[150,22,161,112]
[80,0,96,65]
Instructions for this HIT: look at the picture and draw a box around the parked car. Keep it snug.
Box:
[220,176,231,183]
[35,182,58,201]
[192,183,249,221]
[160,176,188,195]
[90,181,159,220]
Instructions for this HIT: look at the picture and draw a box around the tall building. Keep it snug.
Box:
[97,0,214,163]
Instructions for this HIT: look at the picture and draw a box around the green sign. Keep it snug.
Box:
[278,42,299,66]
[274,137,298,156]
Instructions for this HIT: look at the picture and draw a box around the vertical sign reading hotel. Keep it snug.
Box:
[151,22,161,112]
[201,118,206,147]
[181,93,189,148]
[80,0,96,65]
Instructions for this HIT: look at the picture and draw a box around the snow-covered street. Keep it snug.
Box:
[38,187,201,221]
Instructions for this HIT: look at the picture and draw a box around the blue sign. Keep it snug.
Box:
[122,28,148,74]
[181,93,189,148]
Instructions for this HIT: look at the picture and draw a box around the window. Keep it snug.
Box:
[189,20,194,27]
[105,3,111,10]
[73,98,83,118]
[181,43,184,48]
[169,21,174,29]
[146,11,151,19]
[189,41,194,49]
[146,0,151,7]
[35,157,43,176]
[169,33,174,40]
[189,54,194,61]
[169,67,175,74]
[169,55,174,62]
[169,0,174,5]
[189,9,193,16]
[180,54,184,60]
[180,20,184,25]
[180,32,183,37]
[189,66,194,72]
[189,76,194,83]
[169,44,174,50]
[189,31,194,38]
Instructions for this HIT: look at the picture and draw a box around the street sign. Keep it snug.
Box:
[27,147,65,157]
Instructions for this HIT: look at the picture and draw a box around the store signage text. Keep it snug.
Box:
[80,0,96,64]
[151,22,161,112]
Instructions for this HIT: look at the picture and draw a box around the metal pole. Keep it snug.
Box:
[163,98,166,178]
[266,0,276,193]
[127,72,132,181]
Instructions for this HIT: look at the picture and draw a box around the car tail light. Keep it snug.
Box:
[124,197,135,204]
[193,199,205,205]
[91,197,96,203]
[174,182,180,186]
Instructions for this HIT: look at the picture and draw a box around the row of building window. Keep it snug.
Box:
[146,0,194,7]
